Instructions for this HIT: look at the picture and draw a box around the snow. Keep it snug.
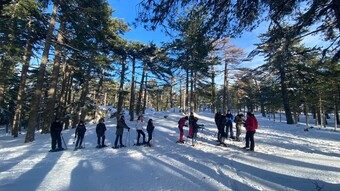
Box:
[1,111,340,191]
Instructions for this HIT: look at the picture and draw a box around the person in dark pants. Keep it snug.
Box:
[74,120,86,149]
[225,110,235,139]
[146,118,155,147]
[214,111,222,141]
[113,115,130,148]
[191,117,199,146]
[50,118,63,151]
[96,118,107,148]
[243,112,258,151]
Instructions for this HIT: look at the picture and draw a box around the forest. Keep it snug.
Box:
[0,0,339,143]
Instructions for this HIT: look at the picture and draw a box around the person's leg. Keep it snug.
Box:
[75,136,80,147]
[51,133,56,150]
[217,127,222,141]
[119,135,123,146]
[79,135,84,147]
[179,128,184,142]
[188,126,193,137]
[245,131,250,148]
[57,132,62,149]
[225,124,229,139]
[114,135,119,147]
[101,135,106,146]
[147,131,152,143]
[137,130,141,144]
[230,123,234,138]
[97,136,101,146]
[250,131,255,150]
[236,125,241,141]
[141,131,146,143]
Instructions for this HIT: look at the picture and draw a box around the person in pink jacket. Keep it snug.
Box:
[177,116,188,143]
[243,112,258,151]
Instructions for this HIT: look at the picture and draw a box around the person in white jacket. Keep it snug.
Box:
[135,115,146,145]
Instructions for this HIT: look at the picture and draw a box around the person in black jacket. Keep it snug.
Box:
[146,119,155,147]
[215,112,222,141]
[96,118,107,148]
[74,120,86,149]
[50,118,63,151]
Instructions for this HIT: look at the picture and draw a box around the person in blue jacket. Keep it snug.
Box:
[225,110,235,139]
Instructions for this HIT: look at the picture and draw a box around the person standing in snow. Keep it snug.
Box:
[215,111,224,142]
[96,118,107,148]
[146,118,155,146]
[50,117,64,151]
[113,115,130,148]
[225,110,235,139]
[234,113,244,141]
[74,120,86,149]
[191,117,200,145]
[187,112,195,138]
[135,115,146,145]
[177,116,188,143]
[243,112,258,151]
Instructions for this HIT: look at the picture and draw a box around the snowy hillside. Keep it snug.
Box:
[0,111,340,191]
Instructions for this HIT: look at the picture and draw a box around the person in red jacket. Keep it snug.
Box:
[243,112,258,151]
[177,116,188,143]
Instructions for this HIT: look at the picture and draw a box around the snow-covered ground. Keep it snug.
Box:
[0,111,339,191]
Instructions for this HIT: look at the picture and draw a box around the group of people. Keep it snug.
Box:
[215,110,258,151]
[93,115,156,149]
[50,110,258,152]
[49,114,156,151]
[177,112,200,144]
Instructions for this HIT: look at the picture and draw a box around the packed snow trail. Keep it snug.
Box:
[0,111,339,191]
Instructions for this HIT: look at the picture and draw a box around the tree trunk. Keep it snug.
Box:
[117,56,127,118]
[190,69,194,112]
[222,59,228,113]
[279,65,294,124]
[129,57,136,121]
[79,67,91,121]
[185,68,189,113]
[25,3,58,143]
[12,18,33,138]
[211,64,216,113]
[42,20,65,134]
[136,65,145,117]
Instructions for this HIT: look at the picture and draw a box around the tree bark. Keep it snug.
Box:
[279,65,294,124]
[25,3,58,143]
[117,56,127,118]
[12,18,34,138]
[42,20,65,134]
[129,57,136,121]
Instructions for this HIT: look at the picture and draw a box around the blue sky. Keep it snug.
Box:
[108,0,265,70]
[107,0,327,73]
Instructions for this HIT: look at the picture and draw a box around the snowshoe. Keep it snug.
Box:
[112,146,119,149]
[176,140,185,144]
